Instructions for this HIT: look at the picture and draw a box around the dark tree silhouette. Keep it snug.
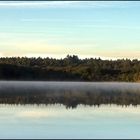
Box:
[0,55,140,82]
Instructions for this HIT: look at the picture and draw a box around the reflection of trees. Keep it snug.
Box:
[0,88,140,108]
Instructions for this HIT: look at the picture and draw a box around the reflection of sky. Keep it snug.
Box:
[0,1,140,59]
[0,104,140,138]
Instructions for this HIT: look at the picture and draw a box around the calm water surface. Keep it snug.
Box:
[0,104,140,139]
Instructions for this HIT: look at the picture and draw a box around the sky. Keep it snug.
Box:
[0,1,140,60]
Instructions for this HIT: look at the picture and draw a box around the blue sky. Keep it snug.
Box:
[0,1,140,59]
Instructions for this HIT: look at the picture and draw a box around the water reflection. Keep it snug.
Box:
[1,81,140,106]
[0,104,140,138]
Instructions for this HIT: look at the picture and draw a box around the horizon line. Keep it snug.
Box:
[0,54,139,61]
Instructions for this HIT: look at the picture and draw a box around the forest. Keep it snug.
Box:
[0,55,140,82]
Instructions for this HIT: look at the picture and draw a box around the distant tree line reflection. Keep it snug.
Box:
[0,83,140,108]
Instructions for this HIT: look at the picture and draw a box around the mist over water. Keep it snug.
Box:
[0,82,140,138]
[0,81,140,95]
[0,81,140,106]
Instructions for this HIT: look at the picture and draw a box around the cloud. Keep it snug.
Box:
[0,1,135,9]
[0,1,78,8]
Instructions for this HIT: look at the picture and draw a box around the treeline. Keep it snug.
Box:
[0,55,140,81]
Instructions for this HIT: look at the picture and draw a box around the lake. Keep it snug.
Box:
[0,104,140,138]
[0,81,140,106]
[0,81,140,138]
